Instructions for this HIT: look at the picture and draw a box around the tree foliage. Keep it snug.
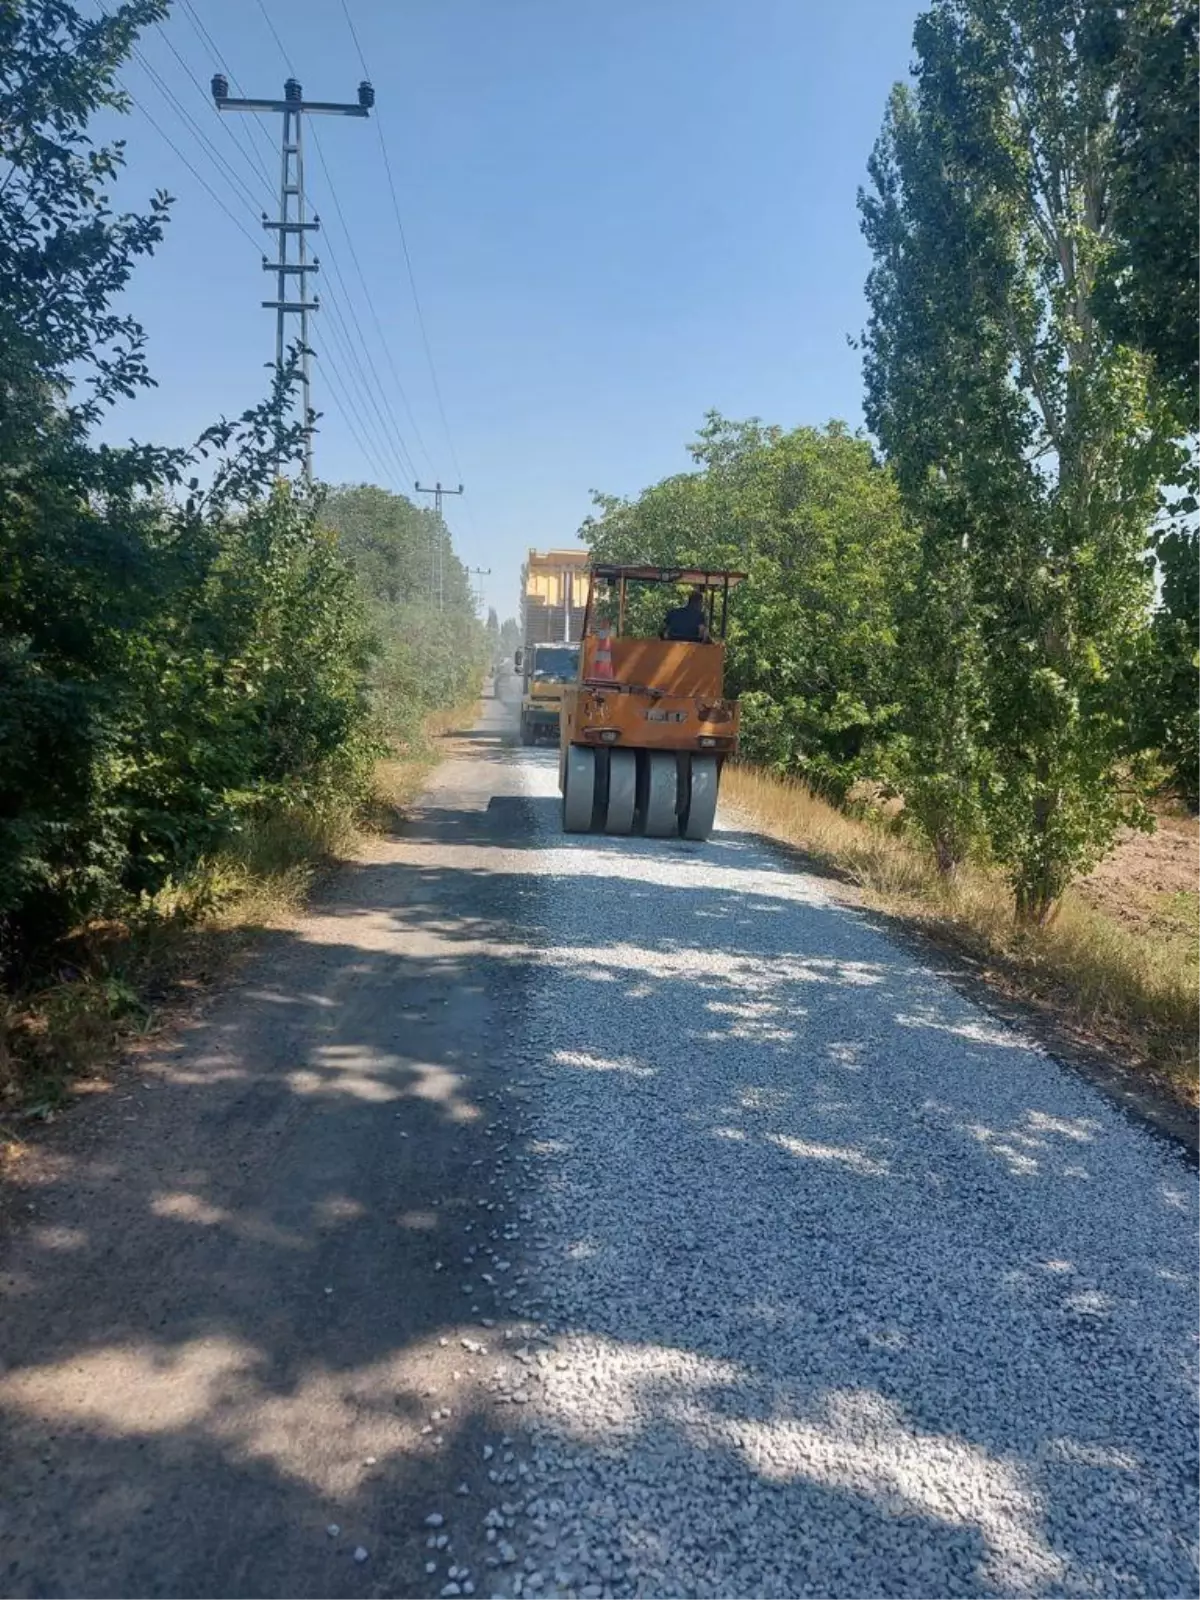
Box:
[860,0,1190,920]
[0,1,470,972]
[319,485,486,735]
[1094,1,1199,812]
[1094,0,1199,411]
[499,616,521,652]
[484,609,522,669]
[1133,524,1200,808]
[584,1,1193,912]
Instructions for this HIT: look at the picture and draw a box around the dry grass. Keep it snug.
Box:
[366,753,438,829]
[723,763,1199,1106]
[0,719,458,1119]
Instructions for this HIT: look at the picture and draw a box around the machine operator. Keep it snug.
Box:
[660,586,711,643]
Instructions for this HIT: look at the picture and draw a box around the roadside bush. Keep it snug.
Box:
[0,1,378,974]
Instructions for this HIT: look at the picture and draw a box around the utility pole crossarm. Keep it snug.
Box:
[414,481,465,506]
[212,77,376,116]
[216,96,371,116]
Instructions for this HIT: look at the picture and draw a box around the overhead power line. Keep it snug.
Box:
[314,337,397,486]
[338,0,466,486]
[254,0,297,77]
[316,235,419,484]
[371,95,462,483]
[151,18,274,204]
[337,0,370,79]
[129,93,260,248]
[153,5,387,485]
[132,44,266,220]
[250,0,426,482]
[176,0,279,174]
[305,130,428,476]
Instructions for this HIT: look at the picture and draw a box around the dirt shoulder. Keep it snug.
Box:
[0,697,549,1599]
[1076,814,1198,943]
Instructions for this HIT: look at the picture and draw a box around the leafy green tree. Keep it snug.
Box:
[318,483,436,605]
[1,0,175,955]
[0,0,376,967]
[498,617,521,661]
[860,0,1187,921]
[320,485,486,738]
[1133,525,1199,808]
[1091,0,1199,810]
[1095,0,1198,412]
[584,414,916,799]
[891,529,993,875]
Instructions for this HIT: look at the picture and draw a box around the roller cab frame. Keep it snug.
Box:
[558,564,745,841]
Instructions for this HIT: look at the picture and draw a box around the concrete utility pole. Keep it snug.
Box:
[213,75,374,483]
[467,566,492,615]
[415,481,464,608]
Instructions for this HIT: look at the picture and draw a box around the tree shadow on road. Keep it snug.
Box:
[0,782,1195,1598]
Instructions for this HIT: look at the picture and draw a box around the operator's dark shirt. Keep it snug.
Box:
[662,604,705,641]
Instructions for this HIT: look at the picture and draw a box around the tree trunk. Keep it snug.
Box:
[933,831,960,878]
[1013,765,1064,926]
[1014,878,1059,927]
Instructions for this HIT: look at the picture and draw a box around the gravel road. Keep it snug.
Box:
[1,693,1195,1599]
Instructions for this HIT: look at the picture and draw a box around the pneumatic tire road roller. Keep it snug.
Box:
[557,564,744,842]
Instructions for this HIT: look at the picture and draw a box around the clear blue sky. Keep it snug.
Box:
[101,0,921,619]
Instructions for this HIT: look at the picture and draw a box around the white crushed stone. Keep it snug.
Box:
[478,751,1199,1598]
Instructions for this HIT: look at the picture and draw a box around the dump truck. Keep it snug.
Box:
[516,549,589,745]
[558,564,744,840]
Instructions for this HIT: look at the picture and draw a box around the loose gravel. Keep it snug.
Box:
[484,753,1198,1599]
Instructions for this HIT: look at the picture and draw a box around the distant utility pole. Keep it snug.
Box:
[213,74,374,484]
[415,481,464,608]
[467,566,492,615]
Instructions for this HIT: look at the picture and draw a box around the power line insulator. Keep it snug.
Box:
[358,80,375,109]
[285,77,303,103]
[211,72,228,102]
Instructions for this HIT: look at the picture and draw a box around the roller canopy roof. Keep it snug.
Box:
[587,565,747,586]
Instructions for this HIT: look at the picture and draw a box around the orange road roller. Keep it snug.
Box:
[557,564,744,840]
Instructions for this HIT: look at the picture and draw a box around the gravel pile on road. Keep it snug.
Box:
[485,764,1198,1599]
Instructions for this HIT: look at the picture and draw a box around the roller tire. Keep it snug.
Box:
[604,749,637,834]
[681,755,719,840]
[562,745,596,833]
[643,750,680,838]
